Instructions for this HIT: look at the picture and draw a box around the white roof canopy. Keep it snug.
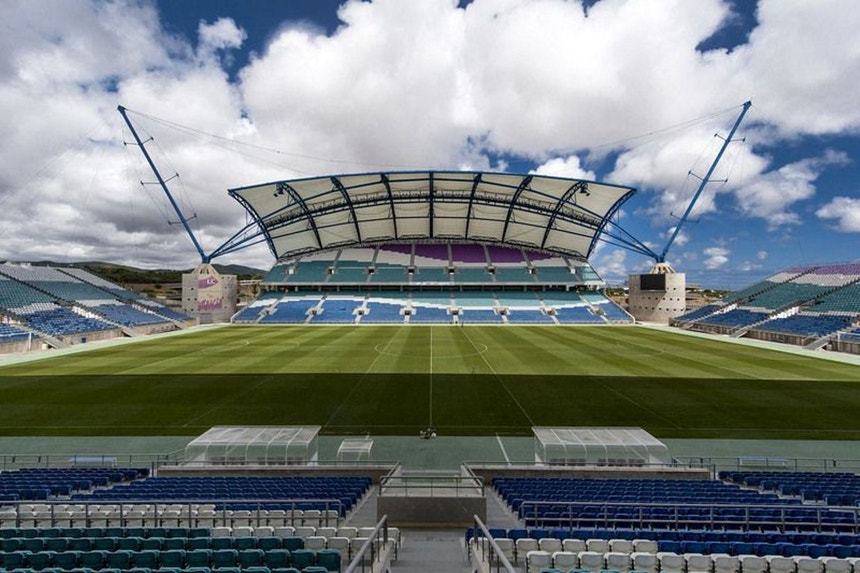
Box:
[229,171,635,261]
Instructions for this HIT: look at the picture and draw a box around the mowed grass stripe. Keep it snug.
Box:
[0,325,857,437]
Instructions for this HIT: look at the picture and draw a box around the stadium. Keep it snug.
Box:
[0,110,858,573]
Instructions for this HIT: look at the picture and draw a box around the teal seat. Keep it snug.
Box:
[184,568,211,573]
[316,549,340,572]
[186,548,213,568]
[125,528,147,539]
[146,528,169,539]
[301,567,328,573]
[264,549,291,569]
[116,537,142,551]
[133,550,160,569]
[0,528,19,538]
[269,569,299,573]
[28,551,56,570]
[185,538,209,551]
[153,568,182,573]
[2,551,29,569]
[79,550,106,570]
[162,538,185,551]
[256,538,280,552]
[188,529,210,539]
[44,539,68,552]
[41,529,63,539]
[166,528,188,539]
[244,567,271,573]
[1,538,22,552]
[90,538,115,551]
[159,549,186,569]
[104,528,125,538]
[290,549,315,570]
[233,537,256,551]
[66,539,91,552]
[211,549,238,569]
[281,537,304,552]
[22,538,46,552]
[139,538,162,551]
[54,550,81,570]
[20,528,39,539]
[128,568,151,573]
[59,529,82,539]
[239,549,265,568]
[106,550,134,569]
[210,538,233,551]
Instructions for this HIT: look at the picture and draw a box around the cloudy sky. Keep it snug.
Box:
[1,0,858,288]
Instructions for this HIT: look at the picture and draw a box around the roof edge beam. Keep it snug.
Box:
[501,175,533,242]
[331,176,362,244]
[541,180,588,250]
[275,181,323,250]
[464,173,482,239]
[380,174,398,240]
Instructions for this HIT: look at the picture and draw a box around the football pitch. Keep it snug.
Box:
[1,325,858,439]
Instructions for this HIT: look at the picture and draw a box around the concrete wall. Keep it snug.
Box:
[628,271,686,323]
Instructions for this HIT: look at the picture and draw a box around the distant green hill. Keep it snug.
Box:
[5,261,266,284]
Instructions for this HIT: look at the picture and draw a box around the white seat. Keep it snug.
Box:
[768,556,798,573]
[253,525,274,537]
[634,539,659,553]
[686,553,712,573]
[195,509,216,528]
[328,535,350,563]
[387,526,401,548]
[318,526,338,538]
[739,555,768,573]
[516,538,539,562]
[266,509,286,527]
[553,551,579,570]
[211,526,233,537]
[606,551,632,572]
[328,536,351,563]
[578,550,606,573]
[796,558,823,573]
[713,554,739,573]
[821,558,852,573]
[564,538,587,553]
[274,525,296,537]
[229,510,253,527]
[526,550,553,573]
[358,526,378,538]
[539,538,563,553]
[495,538,516,564]
[302,509,322,527]
[631,551,659,573]
[587,538,611,553]
[658,552,687,573]
[295,525,317,538]
[337,526,358,539]
[305,535,328,550]
[611,539,635,554]
[232,525,254,537]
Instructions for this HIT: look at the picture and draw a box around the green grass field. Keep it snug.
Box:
[1,325,858,439]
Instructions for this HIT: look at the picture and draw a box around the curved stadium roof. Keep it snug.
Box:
[229,171,635,261]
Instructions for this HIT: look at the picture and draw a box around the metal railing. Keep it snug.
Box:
[516,500,860,533]
[345,514,393,573]
[0,498,343,529]
[379,471,484,497]
[470,514,516,573]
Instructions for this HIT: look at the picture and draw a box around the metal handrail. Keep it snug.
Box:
[516,500,860,533]
[470,514,516,573]
[378,473,484,497]
[0,498,344,529]
[345,514,391,573]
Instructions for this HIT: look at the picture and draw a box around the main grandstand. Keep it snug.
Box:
[229,171,635,327]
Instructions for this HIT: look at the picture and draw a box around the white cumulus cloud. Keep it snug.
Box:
[816,196,860,232]
[703,246,730,269]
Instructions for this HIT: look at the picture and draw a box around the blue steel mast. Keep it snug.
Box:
[118,105,210,263]
[657,100,752,263]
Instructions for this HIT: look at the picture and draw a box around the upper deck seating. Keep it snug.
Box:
[677,304,721,322]
[700,309,767,328]
[722,471,860,505]
[807,283,860,314]
[752,314,854,338]
[450,244,487,264]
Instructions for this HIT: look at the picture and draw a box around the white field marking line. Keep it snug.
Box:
[458,327,536,427]
[496,434,511,464]
[324,325,405,428]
